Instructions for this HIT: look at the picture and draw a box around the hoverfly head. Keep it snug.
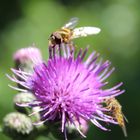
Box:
[49,32,62,45]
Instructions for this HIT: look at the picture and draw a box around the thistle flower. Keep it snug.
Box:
[8,45,125,139]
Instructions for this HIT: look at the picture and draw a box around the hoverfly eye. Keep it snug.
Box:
[50,35,55,41]
[52,36,55,39]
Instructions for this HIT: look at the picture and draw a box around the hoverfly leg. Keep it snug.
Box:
[49,46,52,59]
[69,41,75,55]
[58,44,62,57]
[61,43,67,58]
[123,113,128,123]
[52,46,56,59]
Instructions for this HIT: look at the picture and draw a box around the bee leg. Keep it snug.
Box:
[123,114,128,123]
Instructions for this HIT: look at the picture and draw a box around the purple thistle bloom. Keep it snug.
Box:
[9,45,125,139]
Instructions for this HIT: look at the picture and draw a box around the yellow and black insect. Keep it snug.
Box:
[49,17,101,48]
[104,98,128,137]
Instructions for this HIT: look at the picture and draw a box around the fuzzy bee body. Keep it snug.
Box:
[104,98,127,137]
[49,28,73,45]
[49,17,101,47]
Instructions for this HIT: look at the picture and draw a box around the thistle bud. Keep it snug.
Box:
[14,92,36,114]
[13,45,42,89]
[3,112,34,138]
[13,45,42,73]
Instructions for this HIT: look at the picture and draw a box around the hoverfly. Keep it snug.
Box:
[49,17,101,48]
[104,98,128,137]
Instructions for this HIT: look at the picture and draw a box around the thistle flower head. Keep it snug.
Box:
[9,45,125,138]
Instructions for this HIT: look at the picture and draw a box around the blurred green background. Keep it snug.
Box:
[0,0,140,140]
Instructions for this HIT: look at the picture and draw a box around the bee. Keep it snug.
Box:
[104,98,128,137]
[49,17,101,48]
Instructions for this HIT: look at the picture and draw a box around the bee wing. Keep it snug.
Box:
[121,124,127,137]
[62,17,79,29]
[71,27,101,39]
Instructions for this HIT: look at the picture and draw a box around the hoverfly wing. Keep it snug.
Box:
[62,17,79,29]
[121,123,127,137]
[121,113,128,137]
[71,27,101,39]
